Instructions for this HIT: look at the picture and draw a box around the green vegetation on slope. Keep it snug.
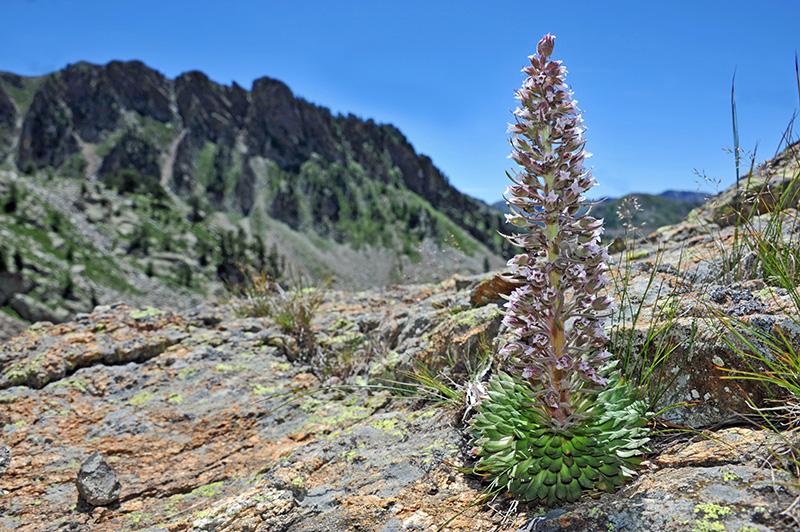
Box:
[492,191,707,237]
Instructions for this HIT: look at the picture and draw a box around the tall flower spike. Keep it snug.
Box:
[470,34,649,506]
[501,33,611,428]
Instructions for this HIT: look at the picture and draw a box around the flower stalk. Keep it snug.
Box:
[469,34,649,505]
[500,33,613,428]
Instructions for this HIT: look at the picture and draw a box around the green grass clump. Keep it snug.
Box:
[609,247,696,414]
[233,271,324,364]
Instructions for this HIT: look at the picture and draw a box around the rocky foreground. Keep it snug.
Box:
[2,217,800,530]
[0,301,796,531]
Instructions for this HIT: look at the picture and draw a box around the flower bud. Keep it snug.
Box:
[537,34,556,58]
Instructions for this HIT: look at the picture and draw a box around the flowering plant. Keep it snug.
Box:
[470,34,649,504]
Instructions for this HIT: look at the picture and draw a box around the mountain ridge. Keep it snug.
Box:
[0,59,513,335]
[0,60,508,257]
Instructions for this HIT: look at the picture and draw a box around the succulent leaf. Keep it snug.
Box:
[470,372,648,504]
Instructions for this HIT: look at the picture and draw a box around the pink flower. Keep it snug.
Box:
[556,355,573,370]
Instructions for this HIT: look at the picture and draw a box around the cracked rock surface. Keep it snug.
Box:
[0,274,798,530]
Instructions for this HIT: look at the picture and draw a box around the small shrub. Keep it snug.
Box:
[105,168,167,200]
[13,250,23,272]
[61,274,75,300]
[234,271,324,364]
[2,182,19,214]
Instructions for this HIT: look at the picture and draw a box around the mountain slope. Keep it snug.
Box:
[492,190,707,237]
[0,62,508,259]
[586,190,707,236]
[0,61,513,331]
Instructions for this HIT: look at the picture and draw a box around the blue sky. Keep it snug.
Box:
[1,1,798,201]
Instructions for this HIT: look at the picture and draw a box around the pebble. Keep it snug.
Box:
[76,452,121,506]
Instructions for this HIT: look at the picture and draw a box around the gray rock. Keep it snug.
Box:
[9,293,70,323]
[0,312,25,342]
[0,446,9,476]
[75,452,121,506]
[0,272,32,306]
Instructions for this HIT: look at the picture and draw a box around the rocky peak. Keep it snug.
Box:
[17,77,78,169]
[244,75,313,169]
[176,71,246,140]
[1,59,510,261]
[0,86,15,127]
[103,60,173,122]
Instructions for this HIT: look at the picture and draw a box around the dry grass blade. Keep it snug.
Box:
[795,51,800,110]
[732,69,741,188]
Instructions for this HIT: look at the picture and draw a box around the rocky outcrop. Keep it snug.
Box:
[693,141,800,228]
[0,304,187,389]
[0,283,797,530]
[0,272,32,306]
[98,129,163,196]
[17,78,79,170]
[8,293,69,325]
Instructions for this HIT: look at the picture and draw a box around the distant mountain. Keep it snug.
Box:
[0,60,510,334]
[658,190,707,203]
[491,190,709,237]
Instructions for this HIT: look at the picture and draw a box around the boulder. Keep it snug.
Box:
[9,293,69,324]
[0,272,32,306]
[469,273,522,306]
[0,312,24,342]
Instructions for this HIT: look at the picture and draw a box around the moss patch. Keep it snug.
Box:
[189,481,225,498]
[693,503,732,532]
[128,390,154,406]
